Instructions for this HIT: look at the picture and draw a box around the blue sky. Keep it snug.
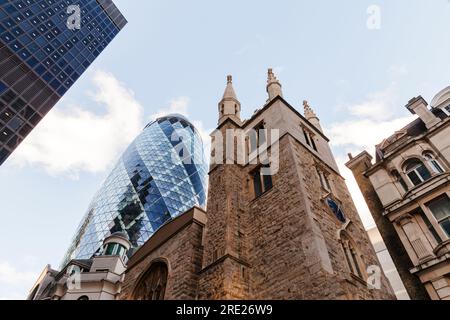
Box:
[0,0,450,299]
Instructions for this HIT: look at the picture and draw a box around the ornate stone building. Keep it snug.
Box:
[118,69,395,300]
[347,87,450,300]
[28,232,131,300]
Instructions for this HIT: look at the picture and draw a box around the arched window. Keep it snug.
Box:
[340,233,364,279]
[133,262,168,300]
[403,158,431,186]
[391,170,408,192]
[423,152,444,174]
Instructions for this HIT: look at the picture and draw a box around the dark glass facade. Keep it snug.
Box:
[62,114,208,266]
[0,0,126,165]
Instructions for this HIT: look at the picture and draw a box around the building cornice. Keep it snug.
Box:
[365,117,450,176]
[383,174,450,218]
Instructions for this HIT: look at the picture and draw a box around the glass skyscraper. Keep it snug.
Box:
[0,0,126,165]
[62,114,208,267]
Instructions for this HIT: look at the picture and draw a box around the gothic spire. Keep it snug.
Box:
[266,68,283,101]
[218,75,241,125]
[303,100,323,132]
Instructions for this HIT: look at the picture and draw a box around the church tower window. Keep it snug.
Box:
[249,122,266,154]
[252,165,273,198]
[302,127,317,152]
[340,232,364,279]
[317,168,331,192]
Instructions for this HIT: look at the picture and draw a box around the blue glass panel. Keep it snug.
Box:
[0,0,122,97]
[61,115,208,267]
[0,81,7,95]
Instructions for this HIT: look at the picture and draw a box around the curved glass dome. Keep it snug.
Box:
[62,114,208,266]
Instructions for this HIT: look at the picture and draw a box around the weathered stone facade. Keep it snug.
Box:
[347,87,450,300]
[120,207,206,300]
[119,70,395,300]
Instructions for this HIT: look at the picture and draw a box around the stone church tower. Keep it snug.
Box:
[118,70,395,300]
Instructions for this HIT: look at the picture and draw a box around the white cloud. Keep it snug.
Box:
[0,260,40,300]
[325,78,416,229]
[327,116,415,154]
[150,97,213,165]
[150,96,190,121]
[347,86,398,121]
[11,70,144,178]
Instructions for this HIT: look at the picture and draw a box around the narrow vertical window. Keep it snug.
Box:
[303,128,311,146]
[317,168,331,192]
[252,165,273,198]
[249,122,266,154]
[263,172,273,191]
[418,209,442,244]
[427,196,450,237]
[424,153,444,174]
[391,170,408,192]
[310,136,318,152]
[303,127,318,152]
[253,170,263,197]
[341,233,364,279]
[350,248,363,278]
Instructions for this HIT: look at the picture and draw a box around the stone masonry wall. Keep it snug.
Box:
[347,155,430,300]
[119,221,204,300]
[290,137,395,299]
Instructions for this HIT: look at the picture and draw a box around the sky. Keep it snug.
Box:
[0,0,450,299]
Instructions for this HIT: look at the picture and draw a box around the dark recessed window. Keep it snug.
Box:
[417,209,442,244]
[249,122,266,155]
[303,127,317,152]
[253,165,273,198]
[424,153,444,174]
[404,159,431,186]
[427,196,450,238]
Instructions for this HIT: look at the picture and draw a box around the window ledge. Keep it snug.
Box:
[404,173,448,195]
[349,273,368,287]
[251,186,274,203]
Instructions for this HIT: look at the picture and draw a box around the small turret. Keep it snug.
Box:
[266,68,283,101]
[101,231,131,262]
[218,75,241,125]
[303,100,323,132]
